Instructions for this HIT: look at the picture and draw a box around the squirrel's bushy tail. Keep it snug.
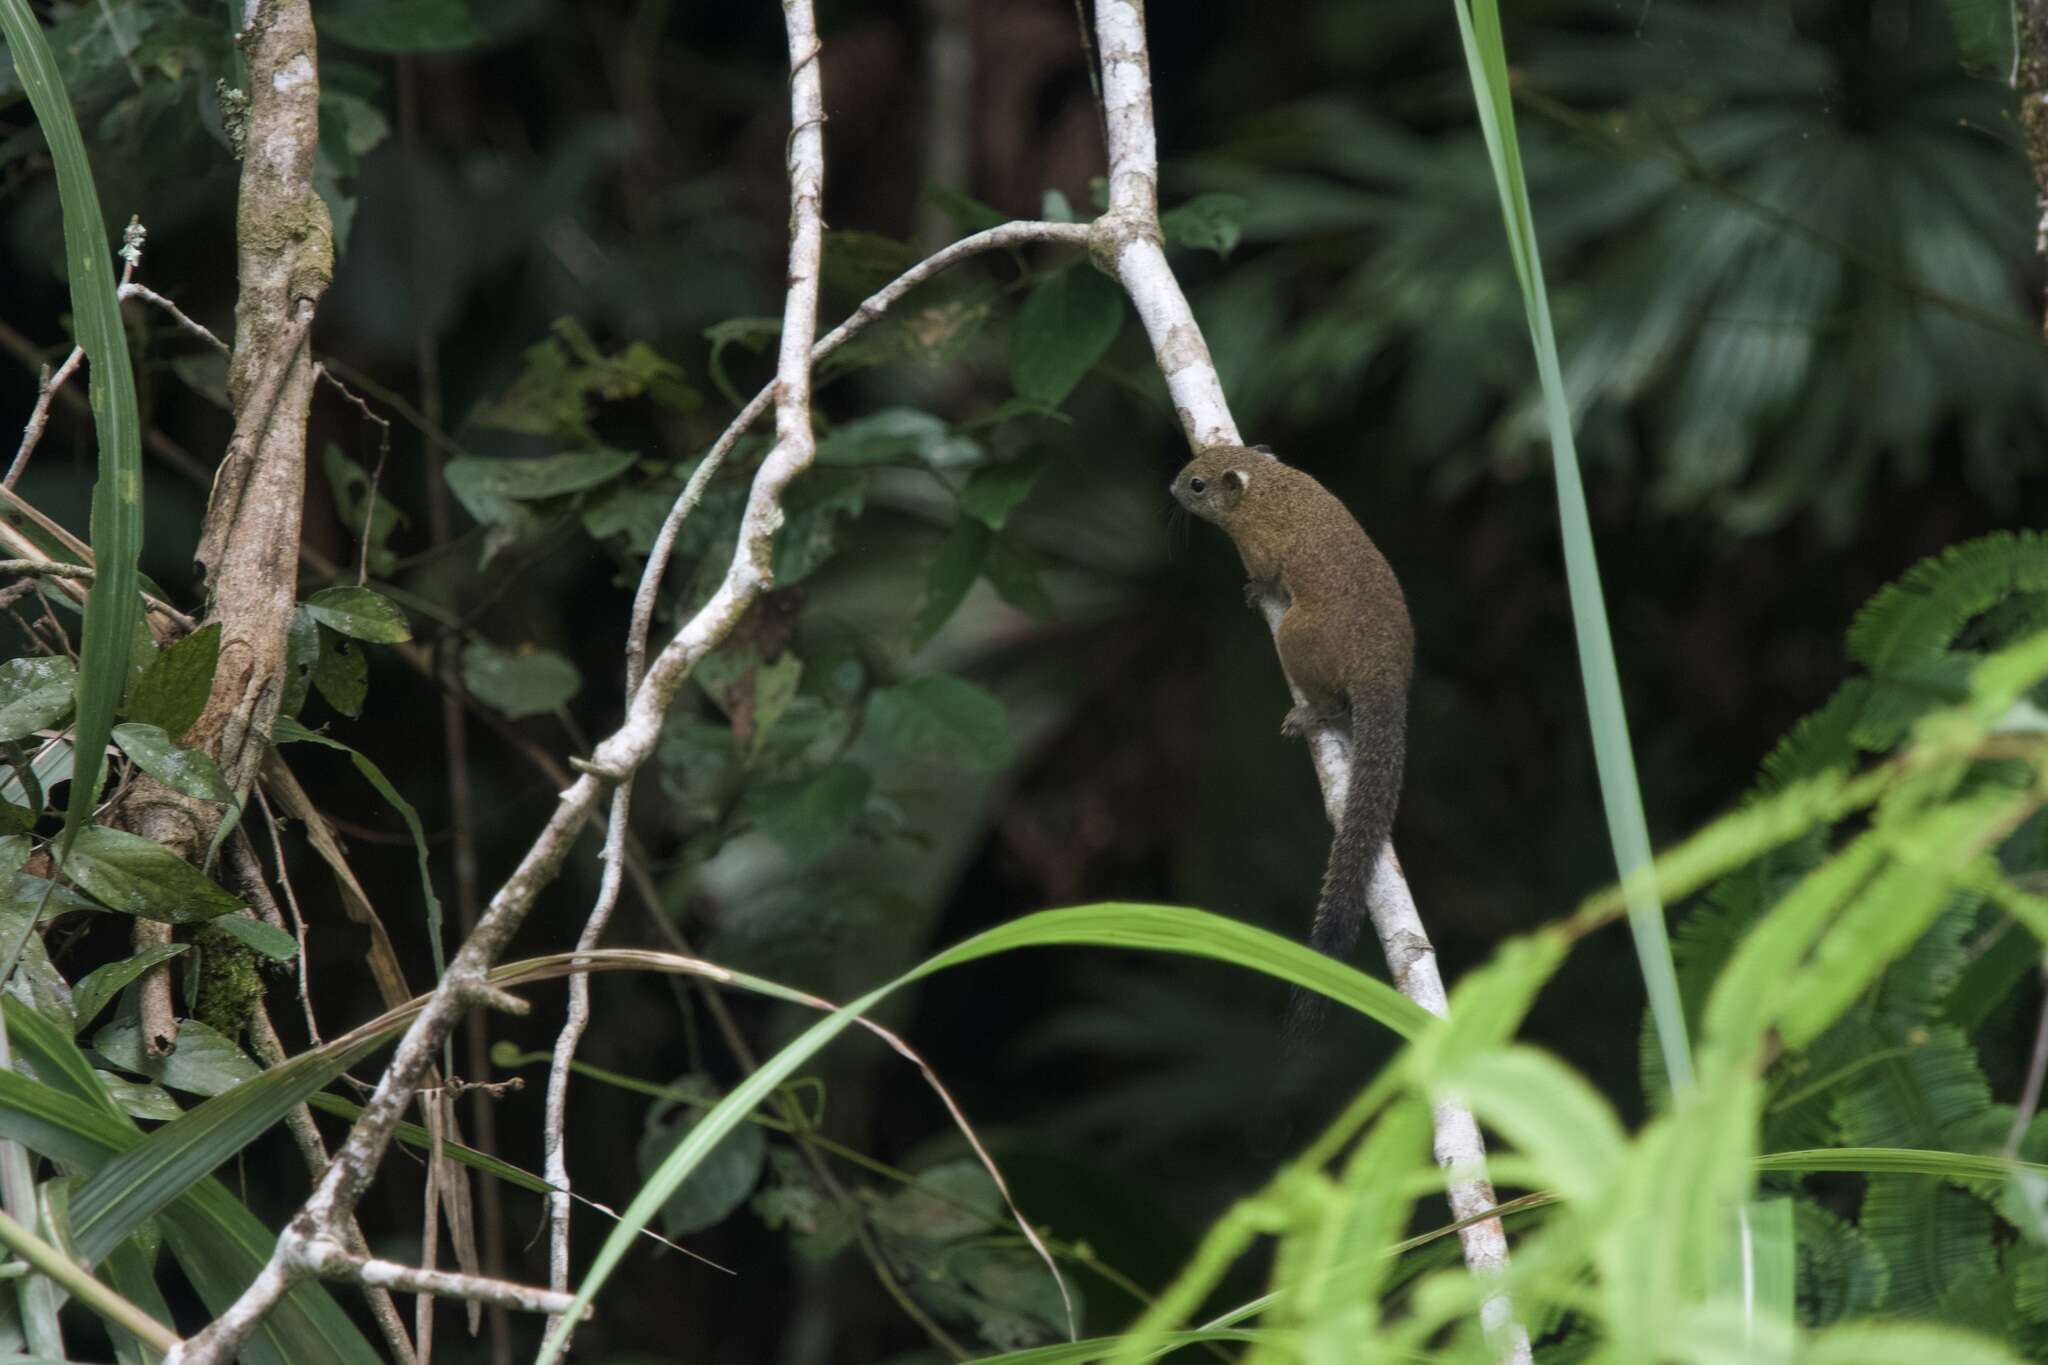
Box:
[1282,683,1407,1047]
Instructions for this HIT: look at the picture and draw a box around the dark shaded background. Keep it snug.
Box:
[4,0,2047,1360]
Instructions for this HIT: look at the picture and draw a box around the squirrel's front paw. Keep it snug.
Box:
[1280,705,1315,738]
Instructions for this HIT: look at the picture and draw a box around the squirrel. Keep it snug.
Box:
[1171,443,1414,1041]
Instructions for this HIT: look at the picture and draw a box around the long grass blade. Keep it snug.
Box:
[536,902,1433,1362]
[0,1,144,854]
[1445,0,1693,1091]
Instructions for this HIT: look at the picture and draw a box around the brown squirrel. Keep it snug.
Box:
[1171,443,1413,1038]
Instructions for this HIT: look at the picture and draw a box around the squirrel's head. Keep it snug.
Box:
[1170,443,1277,527]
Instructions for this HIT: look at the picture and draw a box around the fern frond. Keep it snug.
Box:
[1847,531,2048,673]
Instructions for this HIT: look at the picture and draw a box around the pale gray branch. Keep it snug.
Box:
[1086,4,1529,1359]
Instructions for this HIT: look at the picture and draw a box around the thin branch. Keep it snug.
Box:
[625,217,1087,682]
[294,1234,586,1319]
[1084,4,1529,1359]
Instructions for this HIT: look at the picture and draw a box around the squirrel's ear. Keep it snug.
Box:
[1225,468,1249,491]
[1248,444,1276,459]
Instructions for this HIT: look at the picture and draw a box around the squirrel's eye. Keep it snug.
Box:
[1188,476,1206,493]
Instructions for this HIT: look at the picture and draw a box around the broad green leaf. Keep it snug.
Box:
[704,317,781,408]
[960,452,1046,530]
[319,0,485,52]
[744,762,870,862]
[0,0,143,864]
[914,519,991,647]
[110,724,231,803]
[209,915,296,962]
[984,534,1057,618]
[0,801,31,836]
[461,640,580,719]
[537,902,1432,1361]
[1161,192,1249,259]
[95,1073,181,1123]
[443,448,637,503]
[127,623,220,736]
[309,627,367,717]
[817,408,982,468]
[62,826,244,923]
[94,1018,260,1099]
[771,466,866,584]
[0,657,76,743]
[1437,1046,1626,1204]
[302,586,411,643]
[277,610,317,721]
[866,675,1013,773]
[1944,0,2018,81]
[71,946,187,1034]
[749,653,803,758]
[925,185,1007,237]
[1009,266,1125,407]
[636,1076,767,1237]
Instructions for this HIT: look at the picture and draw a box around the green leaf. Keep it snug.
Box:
[984,534,1057,618]
[319,0,485,53]
[925,185,1007,237]
[265,611,314,725]
[1437,1046,1626,1204]
[1803,1323,2023,1365]
[772,466,867,584]
[1161,192,1249,259]
[94,1018,261,1100]
[749,653,803,758]
[959,452,1047,530]
[0,1015,384,1365]
[96,1072,181,1123]
[210,916,297,963]
[110,724,232,803]
[635,1077,767,1237]
[62,826,244,923]
[1944,0,2016,74]
[71,946,187,1034]
[0,0,144,865]
[866,676,1014,774]
[704,317,781,409]
[0,657,77,743]
[125,625,220,737]
[537,902,1433,1362]
[817,408,983,468]
[914,519,992,647]
[443,448,637,503]
[321,444,404,578]
[1009,266,1125,407]
[744,762,871,862]
[302,587,411,643]
[271,719,446,982]
[1449,0,1691,1090]
[309,627,367,718]
[461,641,580,719]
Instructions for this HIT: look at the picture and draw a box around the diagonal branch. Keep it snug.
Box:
[1083,4,1530,1359]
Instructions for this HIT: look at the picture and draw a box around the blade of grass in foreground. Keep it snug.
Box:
[1446,0,1693,1093]
[0,0,145,854]
[537,902,1435,1364]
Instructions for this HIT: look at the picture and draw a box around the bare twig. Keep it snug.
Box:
[626,217,1086,681]
[1084,4,1528,1359]
[294,1232,586,1319]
